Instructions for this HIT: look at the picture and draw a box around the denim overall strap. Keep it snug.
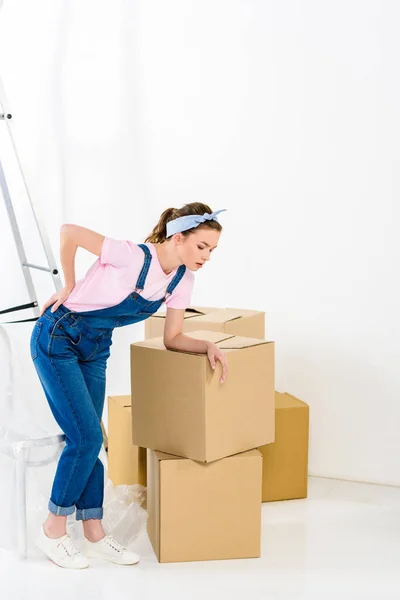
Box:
[136,243,187,302]
[135,244,152,292]
[165,264,186,300]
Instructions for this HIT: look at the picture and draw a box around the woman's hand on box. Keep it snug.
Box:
[207,342,228,384]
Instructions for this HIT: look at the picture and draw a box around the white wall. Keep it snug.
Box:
[0,0,399,485]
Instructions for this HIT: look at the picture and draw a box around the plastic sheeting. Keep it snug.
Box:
[0,321,147,558]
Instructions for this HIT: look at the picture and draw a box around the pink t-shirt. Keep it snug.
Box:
[63,238,195,313]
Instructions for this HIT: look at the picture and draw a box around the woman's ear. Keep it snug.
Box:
[173,232,185,246]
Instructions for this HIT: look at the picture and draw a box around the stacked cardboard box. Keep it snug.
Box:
[107,395,146,487]
[260,391,309,502]
[145,305,265,340]
[146,448,262,562]
[107,305,310,562]
[130,329,274,562]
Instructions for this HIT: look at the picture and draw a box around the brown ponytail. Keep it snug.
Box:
[144,202,222,244]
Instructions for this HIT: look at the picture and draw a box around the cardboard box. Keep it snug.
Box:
[259,391,309,502]
[131,330,275,463]
[147,448,262,562]
[100,420,108,451]
[145,306,265,340]
[107,395,147,487]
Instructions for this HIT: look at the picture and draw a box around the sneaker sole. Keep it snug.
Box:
[84,549,140,566]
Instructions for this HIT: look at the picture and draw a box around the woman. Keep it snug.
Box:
[30,202,228,569]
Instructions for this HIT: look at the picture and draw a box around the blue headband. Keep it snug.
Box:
[166,209,227,237]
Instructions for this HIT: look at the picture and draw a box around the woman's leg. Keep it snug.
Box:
[33,347,104,525]
[43,514,68,538]
[75,347,110,541]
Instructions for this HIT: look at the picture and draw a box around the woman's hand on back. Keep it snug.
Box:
[40,286,74,316]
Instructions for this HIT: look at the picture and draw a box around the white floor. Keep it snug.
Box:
[1,476,400,600]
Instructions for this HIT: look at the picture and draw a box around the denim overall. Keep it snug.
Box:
[30,244,186,520]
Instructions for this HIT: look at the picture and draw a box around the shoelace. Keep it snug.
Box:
[57,534,80,557]
[105,535,127,554]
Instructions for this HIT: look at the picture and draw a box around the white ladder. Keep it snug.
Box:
[0,75,63,323]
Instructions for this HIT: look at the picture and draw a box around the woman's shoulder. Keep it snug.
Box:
[101,237,144,268]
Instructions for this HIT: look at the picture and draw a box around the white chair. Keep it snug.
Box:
[0,429,65,558]
[0,322,109,559]
[0,427,109,559]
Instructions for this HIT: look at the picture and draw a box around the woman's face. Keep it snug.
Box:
[176,227,221,271]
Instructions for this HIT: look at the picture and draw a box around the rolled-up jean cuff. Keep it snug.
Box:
[48,499,75,517]
[75,507,103,521]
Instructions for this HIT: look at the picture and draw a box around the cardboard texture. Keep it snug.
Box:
[131,330,275,463]
[107,395,147,487]
[144,305,265,340]
[259,391,309,502]
[147,448,263,563]
[100,421,108,451]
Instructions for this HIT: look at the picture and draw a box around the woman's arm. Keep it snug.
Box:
[39,225,105,315]
[164,308,228,383]
[60,224,105,290]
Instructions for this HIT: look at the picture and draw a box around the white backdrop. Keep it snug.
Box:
[0,0,399,486]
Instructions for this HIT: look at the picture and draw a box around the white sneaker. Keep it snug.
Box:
[35,525,89,569]
[82,534,140,565]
